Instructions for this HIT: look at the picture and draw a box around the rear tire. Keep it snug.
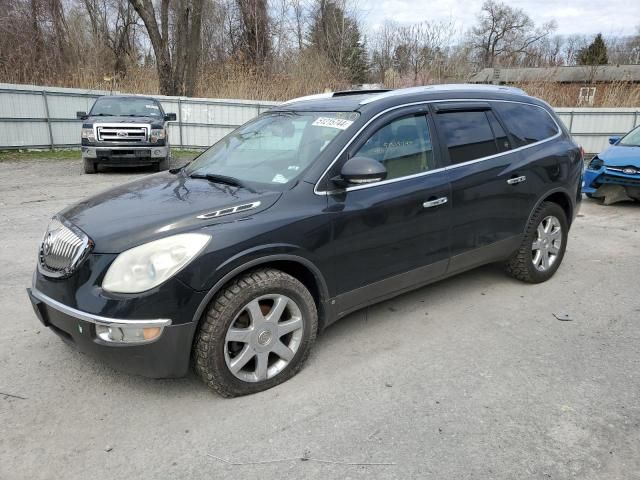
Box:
[193,269,318,397]
[83,158,97,174]
[505,201,568,283]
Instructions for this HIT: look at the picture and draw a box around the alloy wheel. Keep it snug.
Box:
[532,215,562,272]
[224,294,304,382]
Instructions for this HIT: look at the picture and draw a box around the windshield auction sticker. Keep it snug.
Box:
[312,117,354,130]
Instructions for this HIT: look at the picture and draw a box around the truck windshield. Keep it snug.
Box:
[90,97,163,118]
[185,111,359,188]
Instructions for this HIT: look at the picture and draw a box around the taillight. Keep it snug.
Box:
[579,146,585,161]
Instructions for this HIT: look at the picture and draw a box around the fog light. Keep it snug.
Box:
[96,324,163,343]
[154,149,161,156]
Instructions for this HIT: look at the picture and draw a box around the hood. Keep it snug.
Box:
[84,116,164,128]
[599,145,640,167]
[60,172,282,253]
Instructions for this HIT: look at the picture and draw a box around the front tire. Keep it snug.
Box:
[193,269,318,397]
[156,156,169,171]
[83,158,97,174]
[505,201,568,283]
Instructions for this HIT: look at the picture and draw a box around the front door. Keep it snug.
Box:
[323,107,451,316]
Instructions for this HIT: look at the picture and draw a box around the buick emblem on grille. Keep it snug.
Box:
[117,131,128,137]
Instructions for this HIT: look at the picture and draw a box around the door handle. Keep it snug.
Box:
[507,175,527,185]
[423,197,448,208]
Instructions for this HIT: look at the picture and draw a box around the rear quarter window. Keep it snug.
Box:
[493,103,559,147]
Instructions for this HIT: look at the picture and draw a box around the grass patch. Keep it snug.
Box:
[0,149,80,162]
[0,147,204,162]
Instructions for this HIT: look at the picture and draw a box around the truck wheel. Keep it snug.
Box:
[156,157,169,171]
[193,269,318,397]
[505,201,568,283]
[83,158,97,174]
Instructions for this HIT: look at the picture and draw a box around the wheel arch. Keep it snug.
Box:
[527,188,575,229]
[190,254,331,334]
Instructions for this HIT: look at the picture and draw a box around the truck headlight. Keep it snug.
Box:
[150,128,166,143]
[81,128,95,142]
[102,233,210,293]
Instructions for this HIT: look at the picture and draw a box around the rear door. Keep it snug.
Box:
[431,101,536,273]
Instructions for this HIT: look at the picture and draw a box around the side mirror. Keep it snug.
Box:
[609,136,621,145]
[164,113,177,122]
[76,111,87,119]
[333,156,387,187]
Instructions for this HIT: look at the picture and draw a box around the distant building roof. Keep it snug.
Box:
[469,64,640,83]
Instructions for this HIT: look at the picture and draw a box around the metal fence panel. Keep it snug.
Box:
[0,83,638,154]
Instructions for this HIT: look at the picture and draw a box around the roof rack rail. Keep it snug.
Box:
[332,89,391,97]
[359,84,527,105]
[281,89,392,106]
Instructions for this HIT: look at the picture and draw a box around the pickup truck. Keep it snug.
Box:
[76,95,177,173]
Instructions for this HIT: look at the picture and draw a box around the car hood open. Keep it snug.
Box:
[600,145,640,167]
[59,172,281,253]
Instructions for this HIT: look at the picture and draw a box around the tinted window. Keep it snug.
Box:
[436,111,498,164]
[355,115,435,180]
[494,103,558,147]
[487,111,511,153]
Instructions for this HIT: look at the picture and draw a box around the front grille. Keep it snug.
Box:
[599,174,640,186]
[606,166,640,175]
[39,218,90,277]
[96,125,148,143]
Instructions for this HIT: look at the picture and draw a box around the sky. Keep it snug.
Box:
[362,0,640,38]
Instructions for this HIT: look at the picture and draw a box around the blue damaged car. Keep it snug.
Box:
[583,125,640,204]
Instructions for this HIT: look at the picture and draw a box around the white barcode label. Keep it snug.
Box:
[312,117,354,130]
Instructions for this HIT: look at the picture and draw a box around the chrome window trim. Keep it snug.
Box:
[314,98,563,195]
[30,287,172,328]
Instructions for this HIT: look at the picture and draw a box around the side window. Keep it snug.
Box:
[355,115,434,180]
[493,103,559,147]
[435,111,498,164]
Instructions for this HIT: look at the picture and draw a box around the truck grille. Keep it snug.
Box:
[39,218,91,277]
[96,124,148,143]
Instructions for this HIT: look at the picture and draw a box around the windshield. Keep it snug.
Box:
[185,111,359,188]
[619,126,640,146]
[90,97,163,117]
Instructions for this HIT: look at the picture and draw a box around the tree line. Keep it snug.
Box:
[1,0,639,98]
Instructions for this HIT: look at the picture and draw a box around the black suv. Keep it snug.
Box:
[77,95,176,173]
[27,85,582,397]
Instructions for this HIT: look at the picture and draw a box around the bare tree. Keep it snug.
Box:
[128,0,204,96]
[469,0,555,68]
[84,0,140,77]
[235,0,271,67]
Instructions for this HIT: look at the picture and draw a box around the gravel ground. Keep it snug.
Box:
[1,157,639,480]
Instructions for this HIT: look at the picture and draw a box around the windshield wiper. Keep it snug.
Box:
[190,173,247,189]
[93,113,114,116]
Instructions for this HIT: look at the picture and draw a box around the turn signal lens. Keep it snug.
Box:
[96,324,163,343]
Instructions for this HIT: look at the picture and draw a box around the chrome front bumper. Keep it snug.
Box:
[28,287,171,330]
[82,145,169,159]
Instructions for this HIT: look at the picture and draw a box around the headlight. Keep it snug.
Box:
[150,128,166,143]
[102,233,210,293]
[588,156,603,170]
[81,128,95,142]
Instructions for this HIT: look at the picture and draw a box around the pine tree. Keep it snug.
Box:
[578,33,608,65]
[308,0,369,84]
